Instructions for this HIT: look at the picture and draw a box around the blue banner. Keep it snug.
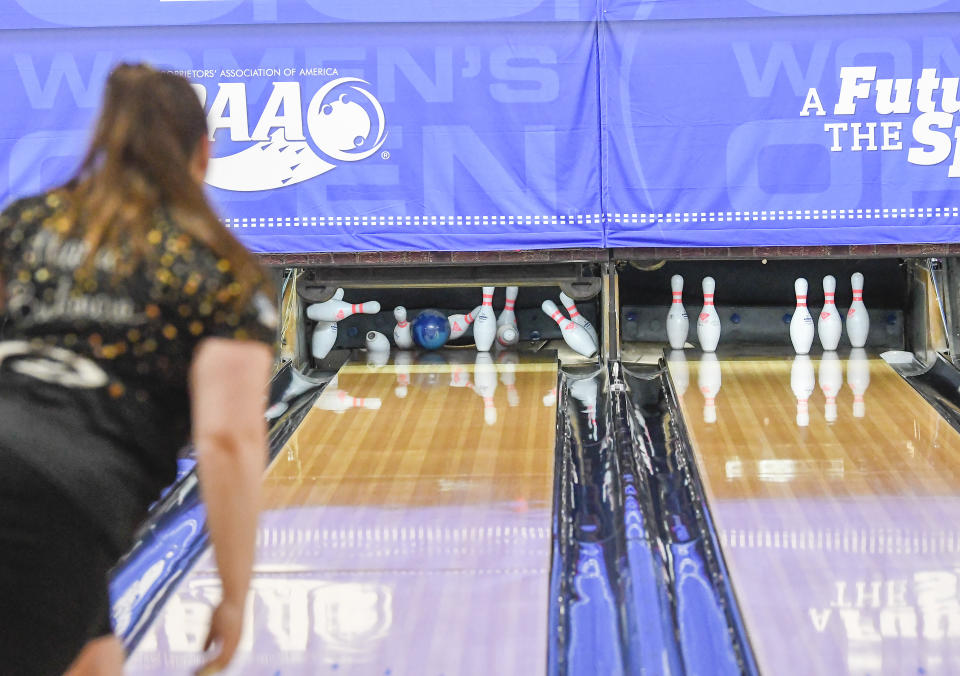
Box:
[0,21,603,252]
[4,8,960,252]
[604,0,960,21]
[604,13,960,246]
[0,0,595,30]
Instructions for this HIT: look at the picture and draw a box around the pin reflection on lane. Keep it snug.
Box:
[847,348,870,418]
[692,353,872,430]
[668,349,689,398]
[698,353,721,424]
[818,351,842,423]
[791,355,814,427]
[569,374,600,442]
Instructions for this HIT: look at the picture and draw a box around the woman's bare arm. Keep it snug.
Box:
[189,337,272,673]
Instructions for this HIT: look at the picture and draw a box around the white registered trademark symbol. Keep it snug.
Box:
[381,151,390,160]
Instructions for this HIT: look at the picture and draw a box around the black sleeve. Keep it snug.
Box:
[186,252,278,347]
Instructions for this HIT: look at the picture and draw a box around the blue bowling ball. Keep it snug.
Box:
[412,309,451,350]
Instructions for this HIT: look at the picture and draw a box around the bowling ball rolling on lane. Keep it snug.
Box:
[411,309,450,351]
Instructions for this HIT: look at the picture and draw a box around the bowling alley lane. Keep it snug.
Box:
[127,351,558,675]
[671,352,960,676]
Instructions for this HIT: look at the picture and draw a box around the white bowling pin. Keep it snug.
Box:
[559,292,599,345]
[667,349,689,397]
[365,330,390,353]
[315,388,382,413]
[818,351,843,423]
[697,277,721,352]
[666,275,689,350]
[473,287,497,352]
[846,272,870,348]
[698,352,722,423]
[497,286,519,330]
[847,347,870,418]
[543,387,557,407]
[332,288,344,301]
[448,305,481,341]
[366,350,389,368]
[473,352,498,425]
[497,351,520,407]
[496,323,519,347]
[307,298,381,322]
[542,300,598,358]
[818,275,842,351]
[311,320,338,360]
[790,278,815,355]
[569,375,599,441]
[393,306,414,349]
[790,354,815,427]
[394,350,413,398]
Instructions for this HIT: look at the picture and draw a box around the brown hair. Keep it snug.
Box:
[65,63,264,296]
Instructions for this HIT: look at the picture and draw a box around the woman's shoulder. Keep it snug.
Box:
[0,190,71,234]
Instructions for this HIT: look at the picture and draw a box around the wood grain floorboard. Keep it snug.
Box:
[128,353,558,675]
[672,353,960,675]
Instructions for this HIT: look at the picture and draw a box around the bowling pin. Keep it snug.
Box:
[307,298,381,322]
[847,347,870,418]
[698,352,722,423]
[496,323,519,347]
[666,275,689,350]
[497,286,519,330]
[393,306,414,349]
[473,352,499,425]
[818,351,843,423]
[394,350,413,398]
[790,278,815,355]
[697,277,721,352]
[473,287,497,352]
[315,388,382,413]
[543,387,557,407]
[365,330,390,353]
[311,320,338,360]
[790,355,815,427]
[559,292,599,345]
[846,272,870,348]
[542,300,598,358]
[667,349,689,397]
[366,350,389,368]
[570,375,599,441]
[448,306,481,341]
[817,275,842,351]
[497,351,520,407]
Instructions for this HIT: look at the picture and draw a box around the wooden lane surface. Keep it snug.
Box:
[128,352,558,675]
[672,353,960,675]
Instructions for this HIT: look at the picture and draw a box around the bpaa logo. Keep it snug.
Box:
[195,77,387,192]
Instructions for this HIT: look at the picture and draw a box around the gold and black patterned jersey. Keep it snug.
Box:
[0,190,276,549]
